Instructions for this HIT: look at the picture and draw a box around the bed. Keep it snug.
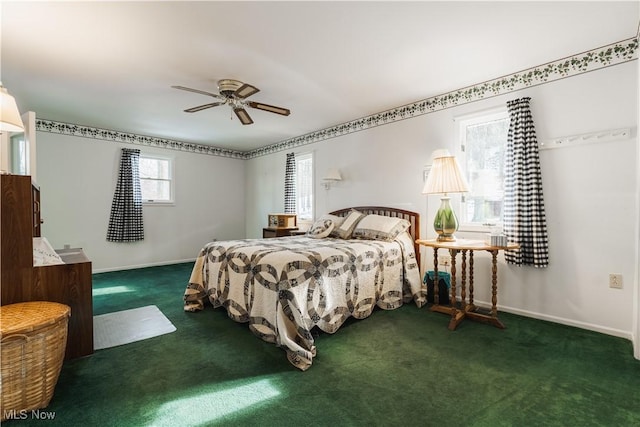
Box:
[183,206,426,370]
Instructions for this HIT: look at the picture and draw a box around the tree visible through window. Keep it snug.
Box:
[139,155,173,203]
[295,152,313,221]
[458,111,509,227]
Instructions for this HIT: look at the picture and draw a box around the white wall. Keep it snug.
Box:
[37,133,245,272]
[246,61,638,340]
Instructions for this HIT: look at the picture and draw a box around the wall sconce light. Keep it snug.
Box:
[322,168,342,190]
[0,83,24,132]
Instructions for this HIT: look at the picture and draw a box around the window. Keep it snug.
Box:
[458,110,509,228]
[139,155,174,204]
[295,152,313,221]
[10,133,28,175]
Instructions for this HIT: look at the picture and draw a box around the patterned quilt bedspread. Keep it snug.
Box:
[184,232,425,370]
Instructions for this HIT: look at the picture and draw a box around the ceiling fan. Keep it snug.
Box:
[172,79,290,125]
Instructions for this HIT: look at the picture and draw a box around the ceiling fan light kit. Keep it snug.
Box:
[172,79,290,125]
[218,79,259,99]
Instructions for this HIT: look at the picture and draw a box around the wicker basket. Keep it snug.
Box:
[1,301,70,421]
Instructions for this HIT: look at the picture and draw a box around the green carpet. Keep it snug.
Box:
[6,263,639,426]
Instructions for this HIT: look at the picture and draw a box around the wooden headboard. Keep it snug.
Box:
[329,206,420,256]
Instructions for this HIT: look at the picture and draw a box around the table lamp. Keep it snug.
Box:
[422,149,469,241]
[0,83,24,132]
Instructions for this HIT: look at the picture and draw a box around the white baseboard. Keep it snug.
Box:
[467,299,633,341]
[92,258,196,274]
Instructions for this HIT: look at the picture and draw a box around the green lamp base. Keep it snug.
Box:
[433,196,459,242]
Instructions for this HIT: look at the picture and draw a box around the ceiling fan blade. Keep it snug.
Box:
[234,83,260,99]
[247,101,290,116]
[184,102,223,113]
[234,108,254,125]
[172,85,223,99]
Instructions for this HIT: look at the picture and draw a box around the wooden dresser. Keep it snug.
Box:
[1,174,93,359]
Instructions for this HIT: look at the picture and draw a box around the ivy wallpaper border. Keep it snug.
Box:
[36,36,638,160]
[247,36,638,159]
[35,119,246,159]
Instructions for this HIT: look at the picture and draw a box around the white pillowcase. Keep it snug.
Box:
[332,210,366,239]
[306,218,335,239]
[352,214,410,242]
[33,237,65,266]
[321,214,346,238]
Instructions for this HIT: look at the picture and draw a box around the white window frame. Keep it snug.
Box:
[139,154,175,205]
[456,108,509,233]
[295,152,314,223]
[10,133,29,175]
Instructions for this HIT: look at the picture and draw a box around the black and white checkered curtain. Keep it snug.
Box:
[107,148,144,242]
[284,152,296,214]
[503,97,548,267]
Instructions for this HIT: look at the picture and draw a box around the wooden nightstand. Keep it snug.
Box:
[262,227,298,238]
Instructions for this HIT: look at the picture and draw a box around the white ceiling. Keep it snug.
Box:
[2,1,638,153]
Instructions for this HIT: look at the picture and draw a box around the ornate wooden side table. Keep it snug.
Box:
[416,239,519,330]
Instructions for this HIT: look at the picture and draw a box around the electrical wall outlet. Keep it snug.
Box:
[609,274,623,289]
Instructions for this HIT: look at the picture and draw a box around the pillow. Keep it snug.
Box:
[306,218,335,239]
[352,214,411,242]
[321,214,346,238]
[332,210,366,239]
[33,237,65,266]
[313,214,344,226]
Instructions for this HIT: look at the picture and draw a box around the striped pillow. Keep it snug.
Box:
[332,210,365,239]
[352,214,410,242]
